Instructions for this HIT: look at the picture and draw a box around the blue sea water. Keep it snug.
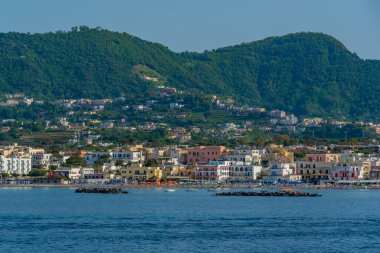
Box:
[1,188,380,253]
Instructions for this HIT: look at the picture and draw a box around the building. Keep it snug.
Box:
[53,167,81,179]
[110,151,145,164]
[195,161,261,182]
[79,167,95,178]
[269,162,296,177]
[370,169,380,180]
[168,130,191,143]
[195,161,229,181]
[304,153,341,163]
[270,110,286,119]
[226,162,262,181]
[120,165,162,181]
[0,156,32,175]
[84,152,109,166]
[187,146,226,165]
[32,153,53,169]
[296,153,341,182]
[225,154,253,164]
[225,147,263,165]
[296,160,333,182]
[330,152,366,181]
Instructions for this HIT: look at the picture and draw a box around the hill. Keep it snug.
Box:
[0,26,379,120]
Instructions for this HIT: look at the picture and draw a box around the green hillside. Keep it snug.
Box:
[0,26,379,120]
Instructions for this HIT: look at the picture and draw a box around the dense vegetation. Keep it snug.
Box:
[0,26,379,120]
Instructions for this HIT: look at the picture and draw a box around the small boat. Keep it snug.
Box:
[165,189,176,192]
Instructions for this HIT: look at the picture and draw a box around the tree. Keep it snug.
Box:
[145,159,160,167]
[93,154,111,171]
[115,160,124,166]
[1,172,11,178]
[28,169,48,177]
[273,134,292,146]
[64,156,87,167]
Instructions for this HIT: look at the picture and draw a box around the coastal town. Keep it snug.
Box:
[1,142,380,188]
[1,83,380,189]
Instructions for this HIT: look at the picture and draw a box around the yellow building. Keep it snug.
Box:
[120,164,162,180]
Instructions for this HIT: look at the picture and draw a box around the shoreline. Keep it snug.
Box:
[1,184,379,190]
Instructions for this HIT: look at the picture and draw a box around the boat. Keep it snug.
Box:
[165,189,176,192]
[208,187,223,192]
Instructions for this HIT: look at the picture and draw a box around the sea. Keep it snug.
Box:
[1,187,380,253]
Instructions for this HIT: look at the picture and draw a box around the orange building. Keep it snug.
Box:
[305,153,340,163]
[186,146,226,165]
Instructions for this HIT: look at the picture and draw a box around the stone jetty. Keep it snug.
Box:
[215,190,321,197]
[75,186,128,194]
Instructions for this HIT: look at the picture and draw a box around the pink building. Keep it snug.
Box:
[187,146,226,165]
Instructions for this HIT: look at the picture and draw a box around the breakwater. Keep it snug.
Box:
[75,186,128,194]
[215,191,321,197]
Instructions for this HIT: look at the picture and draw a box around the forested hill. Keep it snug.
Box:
[0,26,379,120]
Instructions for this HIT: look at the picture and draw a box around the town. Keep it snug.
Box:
[1,83,380,189]
[1,141,380,188]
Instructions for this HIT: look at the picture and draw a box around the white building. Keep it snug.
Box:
[32,153,53,169]
[269,162,296,177]
[263,162,301,182]
[195,161,261,181]
[225,154,253,164]
[110,151,144,163]
[84,150,145,166]
[330,152,366,180]
[227,162,262,181]
[84,152,109,166]
[0,156,32,175]
[53,167,81,179]
[227,147,262,165]
[79,167,95,178]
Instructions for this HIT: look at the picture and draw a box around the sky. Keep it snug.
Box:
[0,0,379,59]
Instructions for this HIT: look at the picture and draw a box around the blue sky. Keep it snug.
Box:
[0,0,379,59]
